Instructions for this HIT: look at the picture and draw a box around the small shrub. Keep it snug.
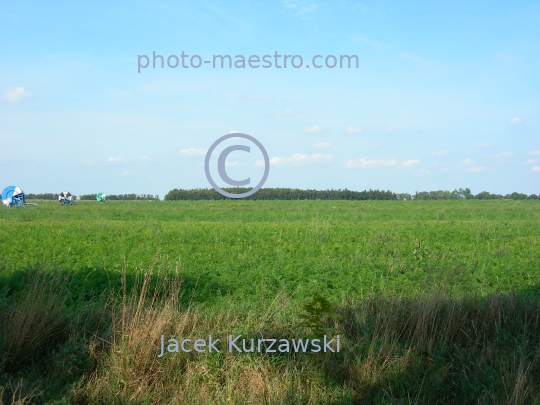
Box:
[296,292,342,337]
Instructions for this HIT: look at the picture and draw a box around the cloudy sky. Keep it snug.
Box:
[1,1,539,197]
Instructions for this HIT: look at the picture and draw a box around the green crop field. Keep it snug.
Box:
[1,200,540,404]
[1,200,539,301]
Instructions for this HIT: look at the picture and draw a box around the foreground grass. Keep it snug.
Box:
[1,270,539,404]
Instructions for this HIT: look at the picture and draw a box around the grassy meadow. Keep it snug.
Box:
[0,200,539,404]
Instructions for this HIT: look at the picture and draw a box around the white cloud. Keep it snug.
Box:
[243,94,278,103]
[344,158,420,169]
[490,151,514,158]
[509,118,522,125]
[228,130,240,134]
[283,0,317,16]
[351,35,428,68]
[140,156,149,163]
[179,148,207,157]
[399,159,420,169]
[524,159,539,165]
[417,169,431,176]
[277,108,298,116]
[462,158,474,166]
[257,153,332,167]
[465,166,486,173]
[110,90,130,98]
[305,125,322,133]
[530,150,540,156]
[440,167,450,173]
[139,84,161,93]
[225,136,243,143]
[345,125,364,134]
[345,158,397,169]
[429,150,448,156]
[314,142,331,148]
[225,161,239,167]
[531,166,540,173]
[351,35,386,49]
[487,151,515,162]
[473,143,491,148]
[400,52,423,64]
[379,126,395,133]
[3,87,32,103]
[107,156,124,163]
[121,170,130,175]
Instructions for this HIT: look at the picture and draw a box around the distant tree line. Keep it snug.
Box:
[165,188,396,201]
[78,194,159,200]
[26,193,159,200]
[164,187,539,201]
[25,189,538,201]
[26,193,64,200]
[412,188,538,200]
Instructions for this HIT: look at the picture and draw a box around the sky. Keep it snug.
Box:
[1,0,539,198]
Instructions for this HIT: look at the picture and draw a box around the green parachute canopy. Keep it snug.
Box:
[96,192,107,202]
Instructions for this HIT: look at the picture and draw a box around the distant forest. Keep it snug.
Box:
[164,188,539,201]
[78,194,159,201]
[26,193,159,200]
[25,189,539,201]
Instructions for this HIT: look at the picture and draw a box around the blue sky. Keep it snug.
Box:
[1,0,539,197]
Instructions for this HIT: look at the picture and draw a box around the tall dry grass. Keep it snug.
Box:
[0,272,71,373]
[1,270,540,404]
[77,273,320,404]
[340,293,540,404]
[76,275,540,404]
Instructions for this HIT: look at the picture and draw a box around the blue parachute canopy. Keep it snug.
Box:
[2,186,26,207]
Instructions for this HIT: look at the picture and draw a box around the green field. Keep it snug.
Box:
[1,200,539,300]
[1,200,540,404]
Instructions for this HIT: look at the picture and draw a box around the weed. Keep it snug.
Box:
[296,292,342,337]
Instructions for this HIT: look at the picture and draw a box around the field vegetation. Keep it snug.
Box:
[0,200,539,404]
